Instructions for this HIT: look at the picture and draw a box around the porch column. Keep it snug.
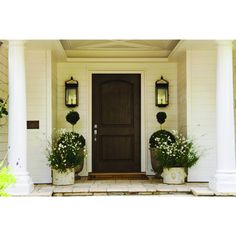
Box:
[7,40,34,195]
[209,40,236,193]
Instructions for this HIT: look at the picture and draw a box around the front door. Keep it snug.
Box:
[92,74,141,172]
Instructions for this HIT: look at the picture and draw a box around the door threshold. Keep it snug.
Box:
[88,172,148,180]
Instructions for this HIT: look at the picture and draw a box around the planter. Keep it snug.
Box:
[75,160,84,180]
[52,168,75,185]
[161,167,186,184]
[149,148,162,178]
[75,159,84,174]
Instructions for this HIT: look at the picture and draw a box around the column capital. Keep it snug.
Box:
[215,40,233,47]
[8,40,26,47]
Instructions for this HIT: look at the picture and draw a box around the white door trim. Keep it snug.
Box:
[86,70,146,173]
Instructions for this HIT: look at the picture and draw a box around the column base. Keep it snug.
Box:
[209,170,236,193]
[6,171,34,195]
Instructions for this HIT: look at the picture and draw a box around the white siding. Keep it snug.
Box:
[57,62,178,175]
[25,50,52,183]
[177,52,187,136]
[0,44,8,161]
[233,52,236,148]
[186,50,217,181]
[52,53,57,130]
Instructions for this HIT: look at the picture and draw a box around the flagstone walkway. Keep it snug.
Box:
[20,178,236,197]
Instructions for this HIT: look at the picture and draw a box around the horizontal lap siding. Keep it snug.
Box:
[187,50,217,181]
[26,50,51,183]
[52,53,57,130]
[177,53,187,136]
[0,44,8,161]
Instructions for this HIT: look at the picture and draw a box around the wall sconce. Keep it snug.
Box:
[155,76,169,107]
[65,77,78,107]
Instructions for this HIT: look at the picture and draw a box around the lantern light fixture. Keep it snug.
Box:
[155,76,169,107]
[65,76,78,107]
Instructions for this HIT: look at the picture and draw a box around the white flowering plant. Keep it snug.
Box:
[154,131,199,168]
[149,129,175,148]
[47,129,86,172]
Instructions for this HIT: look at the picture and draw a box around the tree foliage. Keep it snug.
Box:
[0,161,16,197]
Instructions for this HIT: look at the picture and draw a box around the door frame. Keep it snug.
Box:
[87,70,146,173]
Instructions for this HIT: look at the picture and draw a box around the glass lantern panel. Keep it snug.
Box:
[66,88,77,105]
[157,88,167,105]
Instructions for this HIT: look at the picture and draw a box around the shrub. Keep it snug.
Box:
[66,110,80,126]
[47,130,86,172]
[154,131,199,168]
[156,112,167,125]
[149,129,175,148]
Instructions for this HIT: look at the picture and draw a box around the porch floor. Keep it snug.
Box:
[22,177,236,197]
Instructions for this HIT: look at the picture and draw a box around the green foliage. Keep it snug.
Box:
[0,161,16,197]
[149,129,175,148]
[153,131,199,168]
[156,112,167,125]
[66,110,80,126]
[47,130,86,173]
[0,98,8,119]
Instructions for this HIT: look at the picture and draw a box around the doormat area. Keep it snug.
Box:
[88,172,149,180]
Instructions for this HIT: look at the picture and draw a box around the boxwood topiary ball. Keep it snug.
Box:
[156,112,167,125]
[66,111,80,126]
[149,129,175,148]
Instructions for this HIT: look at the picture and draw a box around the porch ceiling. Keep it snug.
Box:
[60,40,180,58]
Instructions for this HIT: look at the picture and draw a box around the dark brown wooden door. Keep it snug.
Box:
[92,74,141,172]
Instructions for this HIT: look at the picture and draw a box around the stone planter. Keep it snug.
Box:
[149,148,162,178]
[75,160,84,180]
[161,167,187,184]
[75,160,84,174]
[52,168,75,185]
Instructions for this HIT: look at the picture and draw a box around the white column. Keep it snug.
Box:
[7,40,34,195]
[209,40,236,193]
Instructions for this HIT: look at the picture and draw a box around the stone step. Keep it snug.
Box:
[88,172,149,180]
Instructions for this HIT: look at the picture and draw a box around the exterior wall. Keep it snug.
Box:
[57,61,178,175]
[177,52,187,136]
[186,50,217,181]
[25,50,53,183]
[233,52,236,146]
[52,53,57,130]
[0,43,8,161]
